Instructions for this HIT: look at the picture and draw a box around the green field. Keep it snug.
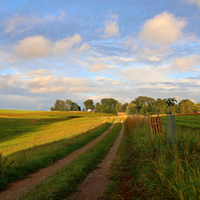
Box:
[106,115,200,199]
[0,110,116,190]
[161,114,200,129]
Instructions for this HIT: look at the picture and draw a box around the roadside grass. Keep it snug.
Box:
[106,116,200,199]
[105,116,147,199]
[20,121,122,200]
[0,117,115,190]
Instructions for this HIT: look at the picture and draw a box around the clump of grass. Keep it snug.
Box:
[0,152,14,189]
[106,117,200,199]
[21,122,122,200]
[105,116,148,199]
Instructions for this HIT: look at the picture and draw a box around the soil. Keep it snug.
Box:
[0,122,116,200]
[68,121,124,200]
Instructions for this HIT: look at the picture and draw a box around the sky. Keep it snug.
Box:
[0,0,200,110]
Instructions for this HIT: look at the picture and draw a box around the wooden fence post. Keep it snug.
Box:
[167,114,175,144]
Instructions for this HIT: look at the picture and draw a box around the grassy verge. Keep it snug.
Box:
[105,116,147,199]
[0,120,114,190]
[20,121,122,200]
[106,116,200,199]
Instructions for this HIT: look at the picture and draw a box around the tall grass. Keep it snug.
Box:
[106,116,200,199]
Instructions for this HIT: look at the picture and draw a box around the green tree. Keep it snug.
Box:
[165,97,177,114]
[122,103,128,112]
[115,102,122,113]
[126,103,137,115]
[65,99,73,111]
[179,99,195,113]
[54,100,66,111]
[50,107,55,111]
[83,99,95,111]
[101,98,118,109]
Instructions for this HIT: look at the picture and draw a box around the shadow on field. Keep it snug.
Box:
[0,122,112,190]
[0,116,81,144]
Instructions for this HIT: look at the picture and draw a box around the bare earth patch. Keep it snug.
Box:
[0,122,116,200]
[69,121,124,200]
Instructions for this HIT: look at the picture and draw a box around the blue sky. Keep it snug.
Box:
[0,0,200,110]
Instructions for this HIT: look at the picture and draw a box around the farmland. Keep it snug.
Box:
[0,111,200,199]
[106,115,200,199]
[0,110,116,190]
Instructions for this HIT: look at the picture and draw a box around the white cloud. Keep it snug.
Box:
[97,15,119,38]
[90,63,116,72]
[15,36,51,59]
[185,0,200,8]
[14,34,88,59]
[3,11,66,34]
[139,12,186,45]
[26,69,53,76]
[171,56,199,72]
[53,34,81,54]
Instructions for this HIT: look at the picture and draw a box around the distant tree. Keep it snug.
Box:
[122,103,129,112]
[83,99,95,111]
[115,102,122,113]
[165,97,177,114]
[147,102,156,116]
[179,99,195,113]
[196,103,200,113]
[54,99,66,111]
[50,107,55,111]
[95,102,101,112]
[83,107,85,112]
[126,103,137,115]
[132,96,155,114]
[154,98,167,114]
[101,98,118,109]
[65,99,73,111]
[71,102,81,111]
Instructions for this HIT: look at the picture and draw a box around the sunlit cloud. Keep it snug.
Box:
[14,34,89,59]
[139,12,186,45]
[3,11,66,34]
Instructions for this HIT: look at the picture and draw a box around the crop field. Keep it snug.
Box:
[0,110,116,189]
[161,114,200,129]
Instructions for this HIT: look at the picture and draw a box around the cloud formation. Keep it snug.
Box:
[185,0,200,8]
[3,11,66,34]
[98,15,119,38]
[90,63,116,72]
[171,56,199,72]
[14,34,89,59]
[140,12,186,45]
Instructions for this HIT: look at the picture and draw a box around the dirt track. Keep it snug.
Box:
[69,121,124,200]
[0,122,116,200]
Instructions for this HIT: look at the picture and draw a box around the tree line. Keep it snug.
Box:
[50,96,200,115]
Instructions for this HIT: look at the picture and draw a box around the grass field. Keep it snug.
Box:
[0,110,116,190]
[21,121,122,199]
[106,116,200,199]
[161,114,200,129]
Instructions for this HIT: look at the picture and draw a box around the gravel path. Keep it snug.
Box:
[68,121,124,200]
[0,122,116,200]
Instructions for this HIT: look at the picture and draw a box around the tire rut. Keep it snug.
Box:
[0,122,116,200]
[68,120,124,200]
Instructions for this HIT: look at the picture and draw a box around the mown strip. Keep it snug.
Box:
[0,120,114,190]
[20,121,122,200]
